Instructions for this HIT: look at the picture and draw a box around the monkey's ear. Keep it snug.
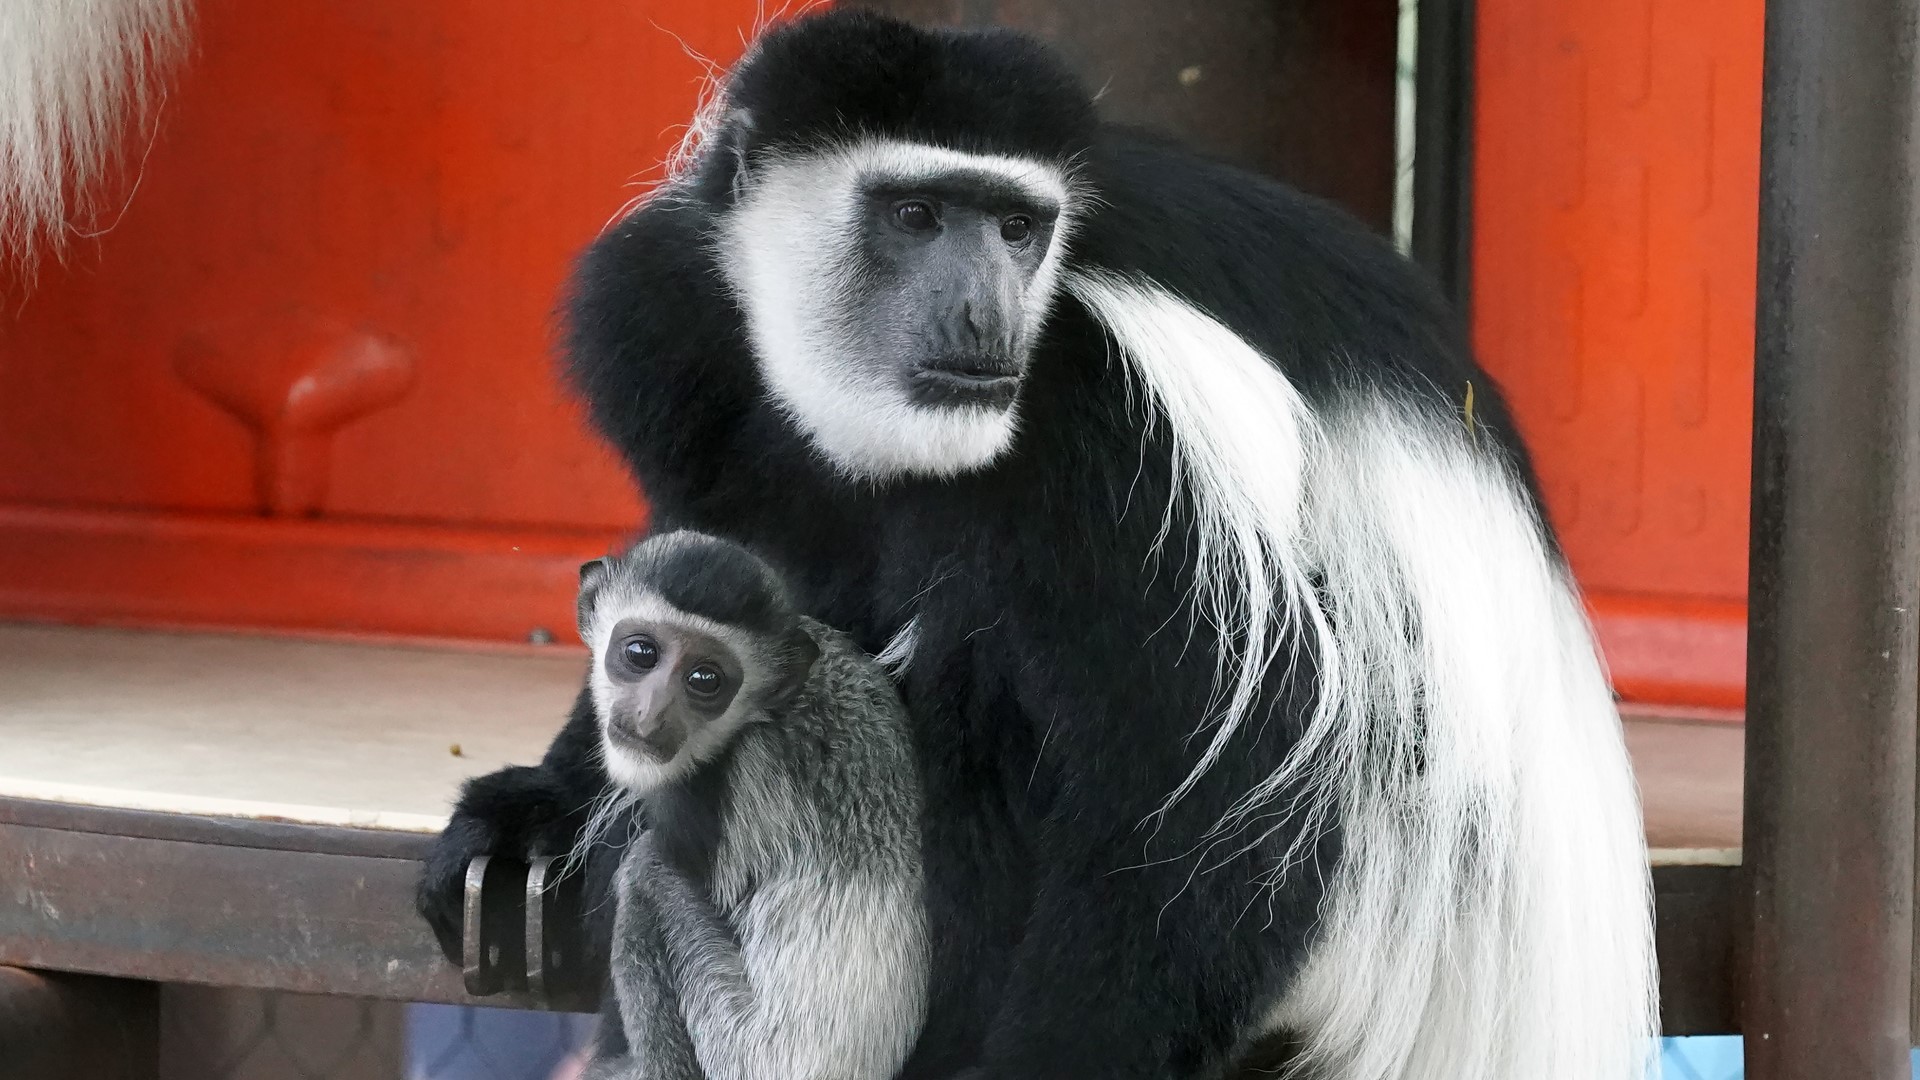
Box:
[719,110,756,202]
[764,627,821,710]
[576,559,610,638]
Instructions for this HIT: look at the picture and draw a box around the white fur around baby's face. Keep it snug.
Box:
[584,590,772,794]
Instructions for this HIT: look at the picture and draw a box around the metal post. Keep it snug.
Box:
[1742,1,1920,1077]
[1410,0,1474,317]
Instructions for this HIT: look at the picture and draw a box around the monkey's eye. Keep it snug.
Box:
[1000,215,1033,244]
[684,663,726,699]
[893,199,939,233]
[621,635,659,672]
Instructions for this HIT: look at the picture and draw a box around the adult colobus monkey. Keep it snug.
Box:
[420,9,1657,1079]
[0,0,187,264]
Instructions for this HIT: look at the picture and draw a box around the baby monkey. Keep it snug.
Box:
[577,531,927,1080]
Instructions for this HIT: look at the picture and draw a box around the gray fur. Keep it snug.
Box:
[587,595,927,1080]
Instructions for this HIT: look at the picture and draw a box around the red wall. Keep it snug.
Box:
[2,0,1769,708]
[1474,0,1765,709]
[0,0,763,646]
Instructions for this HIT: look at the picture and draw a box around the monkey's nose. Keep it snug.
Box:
[611,715,685,761]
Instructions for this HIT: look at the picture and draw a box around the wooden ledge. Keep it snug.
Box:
[0,622,1748,1031]
[0,622,1747,863]
[0,623,580,833]
[1627,708,1744,865]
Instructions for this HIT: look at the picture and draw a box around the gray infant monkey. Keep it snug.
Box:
[577,530,927,1080]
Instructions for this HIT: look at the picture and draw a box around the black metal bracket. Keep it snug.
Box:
[461,855,598,1012]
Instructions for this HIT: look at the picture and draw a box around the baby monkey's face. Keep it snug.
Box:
[602,617,747,760]
[594,615,752,790]
[576,532,819,793]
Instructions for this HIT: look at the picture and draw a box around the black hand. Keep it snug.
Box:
[415,685,611,964]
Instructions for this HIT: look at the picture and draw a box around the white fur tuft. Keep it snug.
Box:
[1067,270,1658,1080]
[1065,270,1337,839]
[1,0,188,266]
[875,615,922,676]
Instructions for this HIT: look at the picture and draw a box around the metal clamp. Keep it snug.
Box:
[460,854,597,1010]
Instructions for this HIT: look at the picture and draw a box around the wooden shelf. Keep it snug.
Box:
[0,622,1748,1031]
[0,622,1745,863]
[1626,708,1744,864]
[0,623,580,832]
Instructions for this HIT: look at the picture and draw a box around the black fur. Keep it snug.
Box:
[639,533,796,639]
[419,9,1550,1078]
[417,683,617,963]
[643,740,734,891]
[720,9,1093,166]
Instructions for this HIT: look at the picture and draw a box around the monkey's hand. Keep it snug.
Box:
[416,764,597,962]
[417,687,611,964]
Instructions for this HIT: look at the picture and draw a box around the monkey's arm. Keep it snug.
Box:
[417,684,614,962]
[586,850,705,1080]
[974,631,1327,1080]
[636,842,924,1080]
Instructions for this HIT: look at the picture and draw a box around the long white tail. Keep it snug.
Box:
[1273,403,1657,1079]
[1069,269,1659,1080]
[1,0,188,264]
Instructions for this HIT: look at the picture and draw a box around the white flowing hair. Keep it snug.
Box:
[1067,269,1659,1080]
[0,0,188,267]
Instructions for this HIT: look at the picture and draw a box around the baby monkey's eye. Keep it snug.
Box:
[685,663,725,698]
[622,635,659,672]
[893,199,939,232]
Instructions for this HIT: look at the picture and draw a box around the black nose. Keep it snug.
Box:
[961,299,1012,350]
[938,301,1016,356]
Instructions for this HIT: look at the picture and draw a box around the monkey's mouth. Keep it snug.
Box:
[606,721,684,763]
[908,355,1023,409]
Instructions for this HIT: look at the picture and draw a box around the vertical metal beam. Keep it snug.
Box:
[1409,0,1475,317]
[1742,1,1920,1076]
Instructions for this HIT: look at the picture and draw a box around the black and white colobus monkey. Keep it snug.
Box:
[420,10,1657,1079]
[574,531,926,1080]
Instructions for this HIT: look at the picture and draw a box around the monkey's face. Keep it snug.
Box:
[598,616,746,773]
[716,138,1077,482]
[578,536,820,793]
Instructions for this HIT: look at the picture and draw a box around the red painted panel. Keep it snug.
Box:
[0,505,615,647]
[1474,0,1764,708]
[0,0,765,644]
[3,0,1770,706]
[1588,592,1746,710]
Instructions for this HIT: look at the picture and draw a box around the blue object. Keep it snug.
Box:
[404,1003,596,1080]
[1660,1036,1920,1078]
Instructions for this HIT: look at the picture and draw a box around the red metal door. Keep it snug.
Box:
[1473,0,1765,709]
[0,0,764,646]
[4,0,1770,710]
